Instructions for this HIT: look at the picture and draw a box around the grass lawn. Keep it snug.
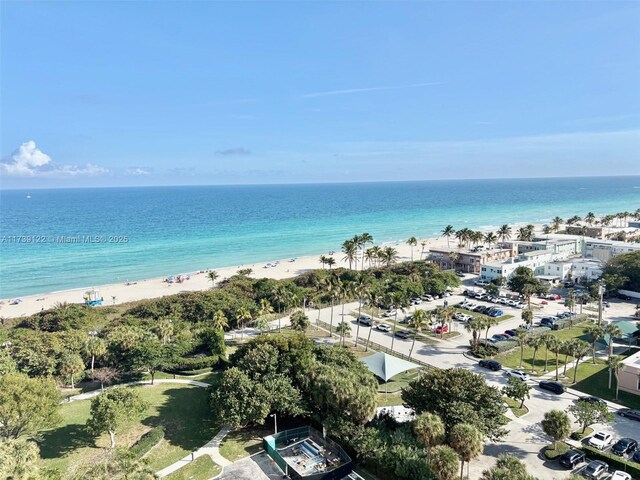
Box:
[165,455,222,480]
[378,370,421,394]
[564,357,640,410]
[219,427,271,462]
[494,321,591,375]
[376,392,404,407]
[503,396,529,417]
[39,383,219,476]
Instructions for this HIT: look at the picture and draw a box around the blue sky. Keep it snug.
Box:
[1,1,639,188]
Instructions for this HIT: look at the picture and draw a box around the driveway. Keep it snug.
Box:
[217,452,284,480]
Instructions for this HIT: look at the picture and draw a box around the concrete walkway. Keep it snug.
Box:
[155,425,232,478]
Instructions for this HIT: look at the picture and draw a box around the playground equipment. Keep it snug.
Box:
[84,288,103,307]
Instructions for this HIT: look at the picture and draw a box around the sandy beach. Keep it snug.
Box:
[0,222,555,319]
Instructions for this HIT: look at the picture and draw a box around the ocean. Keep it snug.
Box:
[1,176,638,298]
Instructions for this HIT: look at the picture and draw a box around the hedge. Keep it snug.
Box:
[164,367,212,376]
[582,444,640,478]
[130,427,164,458]
[170,355,219,371]
[543,442,569,460]
[475,340,517,357]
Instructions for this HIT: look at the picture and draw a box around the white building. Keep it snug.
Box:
[570,259,603,282]
[583,239,640,262]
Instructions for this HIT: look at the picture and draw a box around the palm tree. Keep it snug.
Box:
[430,445,459,480]
[571,340,590,384]
[541,333,557,373]
[353,276,371,347]
[257,298,275,334]
[336,321,351,347]
[447,251,460,270]
[560,339,576,377]
[604,323,622,361]
[364,248,376,268]
[437,307,455,339]
[270,285,289,332]
[326,256,336,269]
[484,232,497,248]
[319,255,328,269]
[449,423,483,479]
[207,270,219,286]
[584,324,605,364]
[497,224,512,243]
[527,335,544,373]
[441,225,455,248]
[409,309,429,358]
[84,336,106,373]
[236,307,252,340]
[413,412,445,461]
[549,337,563,381]
[341,239,358,269]
[407,237,418,261]
[585,212,595,226]
[543,224,552,235]
[211,310,229,331]
[517,226,532,241]
[514,328,529,368]
[381,246,399,267]
[552,217,563,232]
[321,277,337,338]
[483,315,500,340]
[607,355,624,396]
[465,317,485,351]
[156,318,174,345]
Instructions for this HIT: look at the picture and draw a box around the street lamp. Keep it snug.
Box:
[597,280,606,326]
[270,413,277,434]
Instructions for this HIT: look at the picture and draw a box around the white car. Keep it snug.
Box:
[611,472,632,480]
[383,309,397,317]
[588,431,613,450]
[474,280,489,286]
[375,323,391,332]
[506,370,530,382]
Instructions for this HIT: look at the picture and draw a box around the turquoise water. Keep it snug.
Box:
[1,177,638,298]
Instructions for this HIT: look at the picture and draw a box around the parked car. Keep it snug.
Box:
[488,309,504,317]
[582,460,609,479]
[478,359,502,371]
[491,333,509,342]
[357,315,373,326]
[617,409,640,422]
[577,396,607,408]
[422,294,434,301]
[474,280,490,286]
[395,329,411,339]
[504,329,518,337]
[547,293,562,300]
[410,298,422,305]
[611,472,632,480]
[435,325,449,334]
[375,323,391,332]
[611,438,638,457]
[632,450,640,463]
[506,370,530,382]
[538,380,566,394]
[559,449,586,469]
[455,271,465,277]
[383,309,397,317]
[589,431,613,450]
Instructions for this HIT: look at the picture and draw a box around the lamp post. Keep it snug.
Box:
[597,280,606,326]
[270,413,277,434]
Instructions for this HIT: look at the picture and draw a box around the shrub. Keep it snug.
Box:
[171,355,219,371]
[475,340,517,357]
[543,442,569,460]
[130,427,164,457]
[570,427,593,441]
[582,444,640,479]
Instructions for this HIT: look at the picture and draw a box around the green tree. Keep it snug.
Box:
[570,340,590,384]
[409,309,429,359]
[0,374,60,440]
[514,328,529,368]
[67,449,155,480]
[84,336,107,373]
[413,412,445,460]
[430,445,459,480]
[402,368,507,440]
[0,349,17,375]
[526,334,544,372]
[336,321,351,347]
[128,337,171,385]
[497,224,512,243]
[87,388,148,448]
[540,332,557,372]
[207,270,219,286]
[567,400,613,433]
[541,409,571,450]
[236,307,253,340]
[584,324,605,364]
[290,309,310,332]
[607,355,624,395]
[0,437,43,480]
[449,423,484,479]
[210,367,270,428]
[603,323,622,361]
[521,308,533,328]
[479,454,537,480]
[155,318,174,345]
[91,367,120,393]
[58,352,85,389]
[407,236,418,261]
[441,225,455,249]
[502,376,530,409]
[211,309,229,331]
[602,250,640,291]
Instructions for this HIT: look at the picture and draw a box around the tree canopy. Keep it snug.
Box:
[86,388,148,448]
[603,250,640,292]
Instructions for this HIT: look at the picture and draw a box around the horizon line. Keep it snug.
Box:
[1,174,639,191]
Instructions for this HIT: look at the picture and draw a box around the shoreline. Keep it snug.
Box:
[0,218,629,319]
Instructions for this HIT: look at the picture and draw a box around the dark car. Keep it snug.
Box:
[504,329,518,337]
[394,329,411,339]
[539,380,566,394]
[478,359,502,371]
[582,460,608,479]
[559,449,586,469]
[611,438,638,457]
[633,450,640,463]
[578,396,607,408]
[618,409,640,422]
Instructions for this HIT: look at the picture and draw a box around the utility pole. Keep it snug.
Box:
[597,280,606,326]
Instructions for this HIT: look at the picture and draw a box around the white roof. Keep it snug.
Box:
[361,352,421,382]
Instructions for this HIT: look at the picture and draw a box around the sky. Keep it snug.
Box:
[1,1,640,188]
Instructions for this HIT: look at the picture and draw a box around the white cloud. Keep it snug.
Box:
[0,141,109,178]
[301,82,441,98]
[125,167,151,176]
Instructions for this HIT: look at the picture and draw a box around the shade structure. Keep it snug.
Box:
[600,320,639,347]
[360,351,421,382]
